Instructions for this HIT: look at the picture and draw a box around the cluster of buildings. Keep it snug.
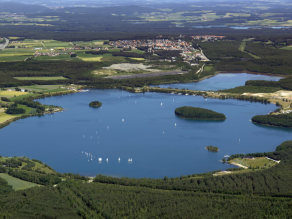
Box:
[34,51,74,57]
[192,35,225,41]
[110,39,195,53]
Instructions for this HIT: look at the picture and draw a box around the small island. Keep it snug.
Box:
[89,101,102,108]
[251,113,292,128]
[206,145,219,152]
[175,106,226,120]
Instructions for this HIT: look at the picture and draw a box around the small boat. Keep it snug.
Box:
[81,89,89,92]
[178,93,182,95]
[106,158,108,162]
[185,94,189,96]
[98,158,102,162]
[224,155,230,158]
[175,123,177,126]
[170,92,174,94]
[122,119,124,122]
[118,157,121,161]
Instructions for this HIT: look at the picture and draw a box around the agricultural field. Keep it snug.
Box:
[0,109,16,123]
[281,46,292,50]
[0,173,39,191]
[230,157,278,169]
[16,85,67,93]
[0,90,28,98]
[33,54,81,61]
[72,40,108,47]
[77,52,124,62]
[14,76,68,81]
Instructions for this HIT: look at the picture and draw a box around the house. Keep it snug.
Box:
[21,89,25,92]
[7,88,11,91]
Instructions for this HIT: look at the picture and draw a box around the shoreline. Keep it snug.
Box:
[251,120,292,129]
[0,90,76,130]
[229,162,248,169]
[175,114,226,121]
[150,71,288,87]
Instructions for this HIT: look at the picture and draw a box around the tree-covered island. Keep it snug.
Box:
[252,113,292,128]
[175,106,226,120]
[89,101,102,108]
[206,145,219,152]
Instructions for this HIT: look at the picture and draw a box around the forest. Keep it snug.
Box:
[89,101,102,108]
[175,106,226,120]
[252,112,292,128]
[1,2,292,217]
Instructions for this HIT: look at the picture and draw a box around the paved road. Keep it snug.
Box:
[0,38,9,50]
[105,70,188,79]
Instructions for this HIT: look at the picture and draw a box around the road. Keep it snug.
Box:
[195,64,205,75]
[199,47,210,61]
[105,70,188,79]
[0,38,9,50]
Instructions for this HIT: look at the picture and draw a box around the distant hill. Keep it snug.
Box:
[0,2,49,13]
[55,5,160,16]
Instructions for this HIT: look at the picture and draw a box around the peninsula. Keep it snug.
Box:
[175,106,226,120]
[252,113,292,128]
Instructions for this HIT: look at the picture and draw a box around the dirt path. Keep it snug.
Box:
[230,162,248,169]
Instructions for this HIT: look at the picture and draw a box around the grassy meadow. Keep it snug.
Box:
[0,109,17,123]
[230,157,277,169]
[14,76,68,81]
[0,90,28,98]
[0,173,40,191]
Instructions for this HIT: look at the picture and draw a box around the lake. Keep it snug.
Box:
[152,73,283,91]
[0,73,290,179]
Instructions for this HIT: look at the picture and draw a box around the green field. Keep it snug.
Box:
[33,54,82,62]
[281,46,292,50]
[77,52,113,62]
[0,109,17,123]
[17,105,34,114]
[230,157,277,169]
[0,173,39,190]
[14,76,68,80]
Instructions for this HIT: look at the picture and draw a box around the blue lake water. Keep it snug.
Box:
[152,73,283,91]
[0,74,290,179]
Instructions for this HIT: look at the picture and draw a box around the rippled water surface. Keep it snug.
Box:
[0,74,290,178]
[152,73,283,91]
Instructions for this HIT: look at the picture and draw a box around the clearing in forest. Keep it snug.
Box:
[14,76,68,81]
[0,173,40,190]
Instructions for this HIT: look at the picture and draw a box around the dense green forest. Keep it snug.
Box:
[206,145,219,152]
[175,106,226,120]
[2,2,292,217]
[89,101,102,108]
[252,112,292,128]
